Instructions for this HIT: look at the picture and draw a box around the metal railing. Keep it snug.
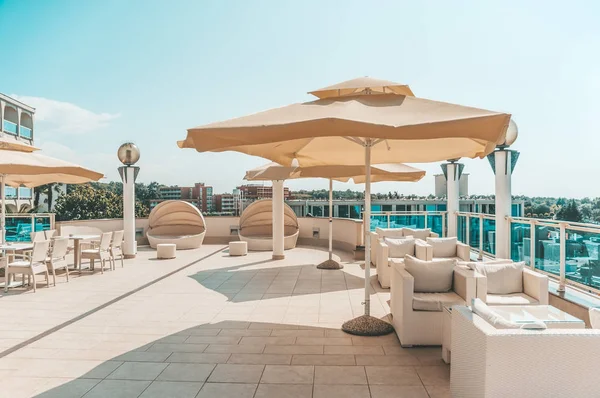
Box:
[3,213,55,242]
[457,211,600,296]
[367,211,447,237]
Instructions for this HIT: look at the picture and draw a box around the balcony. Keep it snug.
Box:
[2,120,17,135]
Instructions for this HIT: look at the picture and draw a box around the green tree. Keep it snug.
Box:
[556,200,582,222]
[54,184,149,221]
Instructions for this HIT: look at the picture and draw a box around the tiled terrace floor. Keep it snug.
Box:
[0,245,450,398]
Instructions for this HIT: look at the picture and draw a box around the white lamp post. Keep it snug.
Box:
[117,143,140,259]
[488,120,519,260]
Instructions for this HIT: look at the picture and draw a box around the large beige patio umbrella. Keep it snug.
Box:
[245,162,425,269]
[179,76,511,335]
[0,139,104,242]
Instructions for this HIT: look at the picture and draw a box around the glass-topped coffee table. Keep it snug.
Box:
[490,305,585,329]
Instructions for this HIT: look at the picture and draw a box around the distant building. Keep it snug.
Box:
[214,189,244,215]
[434,173,469,197]
[150,182,213,213]
[0,93,36,211]
[237,184,291,201]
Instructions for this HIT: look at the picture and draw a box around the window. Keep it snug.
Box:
[19,187,32,199]
[4,187,17,199]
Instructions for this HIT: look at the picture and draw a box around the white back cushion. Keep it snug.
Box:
[375,227,405,238]
[475,261,525,294]
[383,237,415,258]
[403,228,431,240]
[404,254,455,293]
[590,308,600,329]
[426,237,457,258]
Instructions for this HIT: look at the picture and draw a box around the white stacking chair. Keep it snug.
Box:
[4,240,51,293]
[80,232,113,273]
[44,229,57,240]
[46,238,70,285]
[30,231,45,242]
[110,230,125,268]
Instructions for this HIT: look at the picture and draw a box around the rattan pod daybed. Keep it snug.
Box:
[238,199,299,251]
[146,200,206,249]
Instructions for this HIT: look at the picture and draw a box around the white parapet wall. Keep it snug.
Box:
[57,216,363,253]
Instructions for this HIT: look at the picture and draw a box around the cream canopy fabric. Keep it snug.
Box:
[239,199,298,231]
[244,162,425,184]
[308,77,415,99]
[147,200,206,236]
[179,93,511,166]
[0,150,104,187]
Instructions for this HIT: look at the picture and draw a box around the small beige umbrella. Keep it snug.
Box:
[0,139,104,242]
[180,76,511,335]
[245,162,425,269]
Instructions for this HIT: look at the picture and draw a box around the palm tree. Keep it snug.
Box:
[33,183,63,211]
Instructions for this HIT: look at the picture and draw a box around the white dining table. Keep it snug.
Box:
[0,243,34,288]
[68,235,100,272]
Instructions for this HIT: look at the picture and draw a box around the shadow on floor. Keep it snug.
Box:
[31,319,448,398]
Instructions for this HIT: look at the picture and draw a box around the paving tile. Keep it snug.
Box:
[365,366,422,386]
[156,363,215,382]
[295,337,352,346]
[324,345,384,355]
[196,382,257,398]
[35,378,100,398]
[83,379,151,398]
[228,353,292,365]
[178,328,221,336]
[356,354,420,366]
[263,345,323,355]
[113,351,171,362]
[207,364,265,383]
[107,362,169,381]
[351,335,399,346]
[139,381,204,398]
[239,336,296,345]
[147,343,208,353]
[204,344,265,354]
[254,383,313,398]
[292,354,355,366]
[313,384,371,398]
[425,385,452,398]
[416,365,450,386]
[218,329,272,337]
[166,352,230,364]
[370,385,430,398]
[185,336,241,344]
[260,365,314,384]
[82,361,124,379]
[270,329,325,337]
[314,365,367,385]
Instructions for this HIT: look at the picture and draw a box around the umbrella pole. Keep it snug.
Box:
[341,140,393,336]
[317,178,342,269]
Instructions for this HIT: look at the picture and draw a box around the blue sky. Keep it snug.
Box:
[0,0,598,197]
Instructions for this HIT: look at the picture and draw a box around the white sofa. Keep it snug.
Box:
[370,227,438,265]
[471,261,549,305]
[451,305,600,398]
[390,257,476,346]
[415,236,471,262]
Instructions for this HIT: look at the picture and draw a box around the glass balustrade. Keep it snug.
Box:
[564,228,600,290]
[510,222,531,263]
[3,120,17,134]
[19,126,32,139]
[3,214,54,242]
[457,215,467,244]
[533,224,561,277]
[482,218,496,255]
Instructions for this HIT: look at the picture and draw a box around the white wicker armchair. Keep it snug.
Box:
[390,259,476,346]
[370,227,438,265]
[473,263,549,306]
[376,238,429,288]
[451,305,600,398]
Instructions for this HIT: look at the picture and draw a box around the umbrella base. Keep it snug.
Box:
[341,315,394,336]
[316,259,343,270]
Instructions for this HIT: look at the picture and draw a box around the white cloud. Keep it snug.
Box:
[10,95,120,134]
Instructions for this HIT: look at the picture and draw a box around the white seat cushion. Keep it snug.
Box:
[404,255,456,293]
[486,293,539,306]
[81,250,98,255]
[404,228,431,240]
[7,260,31,267]
[412,292,465,312]
[376,227,405,238]
[383,237,415,258]
[475,261,525,294]
[427,237,457,258]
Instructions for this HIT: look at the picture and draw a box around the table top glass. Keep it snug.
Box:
[68,234,100,240]
[0,243,33,251]
[491,305,584,324]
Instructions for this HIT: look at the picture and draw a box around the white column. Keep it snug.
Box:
[272,180,285,260]
[328,178,333,261]
[364,142,372,316]
[122,167,136,258]
[446,162,460,237]
[494,150,511,259]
